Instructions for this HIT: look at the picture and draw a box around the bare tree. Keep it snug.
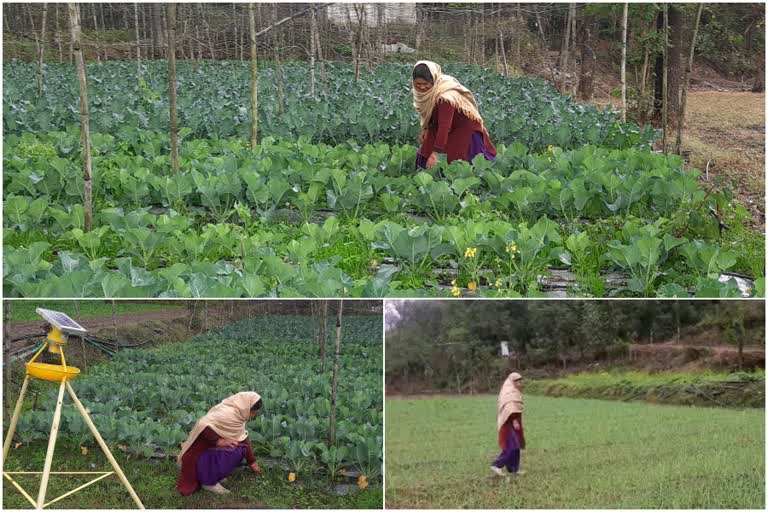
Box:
[621,3,628,122]
[134,3,141,80]
[558,4,574,93]
[309,4,317,97]
[167,3,179,174]
[328,300,343,446]
[55,4,63,63]
[273,4,284,114]
[37,3,48,98]
[249,2,259,147]
[69,3,93,232]
[662,4,669,153]
[675,3,704,155]
[579,15,596,100]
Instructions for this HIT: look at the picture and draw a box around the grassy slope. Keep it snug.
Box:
[6,300,183,322]
[2,443,381,509]
[385,395,764,509]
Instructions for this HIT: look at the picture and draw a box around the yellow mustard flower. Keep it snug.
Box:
[547,145,553,152]
[464,247,477,258]
[451,286,461,297]
[495,278,503,288]
[468,281,478,291]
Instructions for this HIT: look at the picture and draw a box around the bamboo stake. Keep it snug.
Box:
[66,381,145,509]
[2,375,31,462]
[36,379,67,507]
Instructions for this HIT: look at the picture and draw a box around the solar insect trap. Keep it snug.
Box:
[2,308,144,509]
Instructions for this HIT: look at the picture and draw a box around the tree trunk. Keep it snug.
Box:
[675,3,703,155]
[38,3,48,98]
[167,3,179,174]
[249,2,259,147]
[499,32,509,76]
[232,3,239,62]
[328,301,343,447]
[515,3,522,65]
[55,4,63,63]
[153,3,164,59]
[653,11,664,123]
[69,3,93,233]
[662,4,669,153]
[273,5,284,114]
[321,301,328,372]
[134,3,141,80]
[314,10,328,96]
[112,300,118,339]
[621,3,628,122]
[558,4,573,93]
[534,6,557,85]
[309,5,317,96]
[667,4,684,121]
[579,16,596,100]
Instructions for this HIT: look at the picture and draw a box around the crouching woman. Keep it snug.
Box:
[176,391,263,495]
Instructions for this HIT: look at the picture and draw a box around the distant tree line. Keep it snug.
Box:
[385,300,764,392]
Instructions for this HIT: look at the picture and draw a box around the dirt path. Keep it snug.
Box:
[6,308,190,342]
[684,91,765,227]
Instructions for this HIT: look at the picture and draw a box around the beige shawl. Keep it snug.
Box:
[412,60,484,129]
[177,391,261,462]
[496,372,523,432]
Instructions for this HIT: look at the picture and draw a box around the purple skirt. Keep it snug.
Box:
[196,445,246,486]
[416,131,495,169]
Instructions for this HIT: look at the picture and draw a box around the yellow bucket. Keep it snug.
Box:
[26,362,80,382]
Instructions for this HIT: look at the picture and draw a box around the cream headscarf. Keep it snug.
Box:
[496,372,523,432]
[412,60,484,129]
[177,391,261,462]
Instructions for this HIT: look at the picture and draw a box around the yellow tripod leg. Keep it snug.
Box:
[36,378,67,508]
[66,381,145,509]
[2,374,31,464]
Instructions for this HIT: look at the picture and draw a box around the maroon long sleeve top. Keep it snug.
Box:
[176,426,255,496]
[419,99,497,163]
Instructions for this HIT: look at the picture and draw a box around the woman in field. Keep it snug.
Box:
[412,60,497,169]
[492,372,525,476]
[176,391,263,495]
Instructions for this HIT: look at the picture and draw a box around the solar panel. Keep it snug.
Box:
[36,308,88,335]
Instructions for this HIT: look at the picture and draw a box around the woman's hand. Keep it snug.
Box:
[419,129,427,144]
[249,461,261,473]
[426,152,438,169]
[216,438,239,448]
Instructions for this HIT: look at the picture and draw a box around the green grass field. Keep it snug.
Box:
[385,395,765,509]
[6,300,183,322]
[2,443,381,509]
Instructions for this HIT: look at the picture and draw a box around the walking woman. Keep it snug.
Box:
[177,391,263,495]
[491,372,526,476]
[412,60,497,169]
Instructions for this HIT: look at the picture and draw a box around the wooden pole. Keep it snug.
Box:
[66,382,145,509]
[112,299,118,339]
[2,375,30,463]
[37,3,48,98]
[321,300,328,372]
[36,379,67,508]
[69,3,93,232]
[328,300,343,446]
[167,3,179,174]
[662,3,669,153]
[134,3,141,80]
[499,31,509,76]
[675,3,704,155]
[621,3,628,123]
[309,5,317,97]
[249,2,258,147]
